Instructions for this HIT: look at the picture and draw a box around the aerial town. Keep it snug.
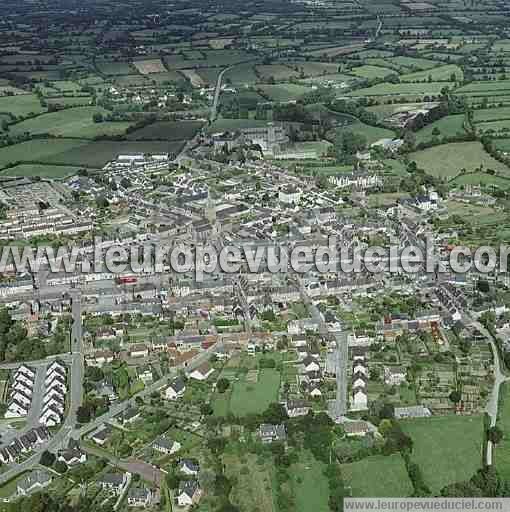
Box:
[1,0,510,511]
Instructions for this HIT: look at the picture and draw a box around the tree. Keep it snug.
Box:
[76,405,91,424]
[40,450,55,467]
[216,378,230,393]
[54,460,68,474]
[96,195,109,209]
[200,403,213,416]
[93,112,104,123]
[488,426,504,445]
[449,390,462,403]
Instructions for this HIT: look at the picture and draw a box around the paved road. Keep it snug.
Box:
[209,66,233,122]
[296,277,348,418]
[466,317,510,466]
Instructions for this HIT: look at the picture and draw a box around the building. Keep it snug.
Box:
[259,423,287,444]
[177,480,202,507]
[17,470,52,496]
[285,399,310,418]
[394,405,432,419]
[152,435,181,455]
[97,473,129,496]
[165,378,186,400]
[344,420,371,437]
[188,363,214,381]
[384,366,407,386]
[178,458,200,476]
[127,486,153,508]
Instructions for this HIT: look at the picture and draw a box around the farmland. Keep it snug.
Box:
[342,454,413,497]
[9,107,133,138]
[409,142,509,178]
[401,416,484,494]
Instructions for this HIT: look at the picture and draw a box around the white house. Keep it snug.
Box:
[165,378,186,400]
[188,363,214,381]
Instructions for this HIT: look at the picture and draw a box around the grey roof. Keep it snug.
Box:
[179,479,199,498]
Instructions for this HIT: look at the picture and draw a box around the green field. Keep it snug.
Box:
[126,120,203,140]
[0,138,180,168]
[0,163,82,178]
[0,94,45,117]
[336,120,395,145]
[214,368,280,417]
[496,382,510,480]
[350,65,396,79]
[10,106,133,138]
[401,415,483,494]
[342,454,413,497]
[256,64,298,81]
[348,82,453,98]
[290,451,330,512]
[415,114,467,143]
[400,64,463,82]
[258,83,312,102]
[409,142,509,177]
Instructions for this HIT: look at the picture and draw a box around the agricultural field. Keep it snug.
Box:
[409,142,509,178]
[400,64,463,82]
[342,454,413,497]
[132,58,166,74]
[347,81,453,98]
[257,83,311,102]
[255,64,298,81]
[0,94,45,118]
[0,139,180,168]
[401,416,484,494]
[350,65,396,79]
[9,107,133,138]
[496,383,510,481]
[415,114,467,143]
[126,120,204,141]
[336,120,395,145]
[0,164,82,179]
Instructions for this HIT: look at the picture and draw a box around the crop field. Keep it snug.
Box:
[132,58,167,74]
[342,454,413,497]
[347,81,453,98]
[400,64,463,82]
[145,71,185,84]
[0,139,180,168]
[473,106,510,122]
[456,80,510,95]
[126,120,204,140]
[256,64,298,81]
[223,63,260,85]
[257,83,311,102]
[0,94,44,117]
[386,56,439,70]
[298,61,342,76]
[9,107,133,138]
[495,383,510,481]
[401,416,483,494]
[336,120,395,145]
[207,118,272,133]
[350,65,396,79]
[0,139,88,168]
[415,114,466,143]
[0,164,82,179]
[451,173,510,188]
[95,61,136,75]
[409,141,509,177]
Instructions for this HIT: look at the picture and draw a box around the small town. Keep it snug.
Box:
[1,0,510,511]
